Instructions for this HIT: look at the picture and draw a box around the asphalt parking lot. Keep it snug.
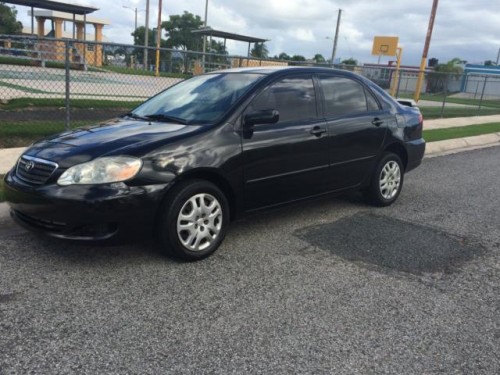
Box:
[1,146,499,374]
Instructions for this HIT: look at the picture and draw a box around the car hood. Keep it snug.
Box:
[24,118,203,168]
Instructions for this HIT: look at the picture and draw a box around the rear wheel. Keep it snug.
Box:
[366,152,404,206]
[157,179,229,261]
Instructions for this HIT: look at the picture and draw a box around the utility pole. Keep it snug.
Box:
[331,9,342,65]
[144,0,150,69]
[414,0,439,102]
[155,0,162,76]
[496,47,500,65]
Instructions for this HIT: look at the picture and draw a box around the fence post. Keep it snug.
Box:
[395,69,403,98]
[65,40,71,130]
[440,74,448,118]
[478,75,487,113]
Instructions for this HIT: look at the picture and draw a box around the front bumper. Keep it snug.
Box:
[4,171,169,241]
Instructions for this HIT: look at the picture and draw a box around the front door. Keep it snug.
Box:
[241,74,329,211]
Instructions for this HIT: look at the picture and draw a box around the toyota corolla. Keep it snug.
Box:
[4,67,425,260]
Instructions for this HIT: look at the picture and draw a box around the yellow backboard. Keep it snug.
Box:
[372,36,399,56]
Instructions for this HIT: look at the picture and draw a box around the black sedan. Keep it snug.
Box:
[4,67,425,260]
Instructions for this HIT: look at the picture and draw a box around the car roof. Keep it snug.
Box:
[210,66,359,77]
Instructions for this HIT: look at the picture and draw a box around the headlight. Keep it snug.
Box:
[57,156,142,186]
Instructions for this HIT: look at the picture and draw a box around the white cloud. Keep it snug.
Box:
[288,28,315,43]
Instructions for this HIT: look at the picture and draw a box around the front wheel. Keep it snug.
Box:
[157,179,229,261]
[365,152,404,207]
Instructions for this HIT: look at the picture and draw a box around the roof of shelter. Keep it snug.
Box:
[28,10,110,25]
[4,0,98,15]
[191,27,268,44]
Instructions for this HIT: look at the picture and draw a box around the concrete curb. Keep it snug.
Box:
[425,132,500,157]
[0,147,25,175]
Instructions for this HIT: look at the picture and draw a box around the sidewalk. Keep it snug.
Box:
[1,115,500,174]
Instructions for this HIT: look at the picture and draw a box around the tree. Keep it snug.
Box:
[435,57,464,74]
[131,26,168,66]
[484,60,496,66]
[428,57,464,93]
[162,11,204,51]
[275,52,291,60]
[0,3,23,35]
[250,43,269,59]
[313,54,325,63]
[206,40,228,67]
[341,58,358,65]
[132,26,156,48]
[291,55,306,61]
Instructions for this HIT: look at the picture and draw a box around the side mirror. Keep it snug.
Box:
[243,110,279,127]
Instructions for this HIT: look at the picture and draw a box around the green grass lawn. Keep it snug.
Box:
[0,121,93,148]
[1,98,141,110]
[420,106,500,119]
[423,122,500,142]
[99,65,190,79]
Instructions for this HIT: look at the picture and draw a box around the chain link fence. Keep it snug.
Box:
[2,34,500,148]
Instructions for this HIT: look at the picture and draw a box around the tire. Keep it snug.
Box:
[157,179,230,261]
[365,152,404,207]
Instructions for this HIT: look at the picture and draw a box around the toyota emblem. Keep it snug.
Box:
[25,160,35,171]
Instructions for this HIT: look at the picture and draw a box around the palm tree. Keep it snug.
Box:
[250,43,269,59]
[428,57,465,93]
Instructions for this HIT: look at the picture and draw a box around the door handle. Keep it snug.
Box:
[372,118,384,126]
[310,126,327,137]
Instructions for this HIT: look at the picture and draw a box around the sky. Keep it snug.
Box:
[11,0,500,66]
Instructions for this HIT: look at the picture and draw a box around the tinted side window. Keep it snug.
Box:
[320,76,368,116]
[250,76,317,123]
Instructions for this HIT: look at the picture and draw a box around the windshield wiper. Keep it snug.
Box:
[123,112,150,121]
[144,114,190,125]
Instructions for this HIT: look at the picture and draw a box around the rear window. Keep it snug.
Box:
[319,76,369,116]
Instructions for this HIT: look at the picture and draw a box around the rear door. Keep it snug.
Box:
[318,75,389,190]
[241,74,329,210]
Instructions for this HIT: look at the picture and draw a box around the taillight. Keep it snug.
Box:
[418,113,423,125]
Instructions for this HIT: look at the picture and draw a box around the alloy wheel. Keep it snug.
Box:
[379,160,401,200]
[176,193,223,252]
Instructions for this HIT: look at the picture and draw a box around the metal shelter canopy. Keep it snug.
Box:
[4,0,98,39]
[191,27,268,56]
[4,0,98,14]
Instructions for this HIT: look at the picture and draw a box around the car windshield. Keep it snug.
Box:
[131,73,264,125]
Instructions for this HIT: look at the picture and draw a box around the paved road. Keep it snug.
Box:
[1,147,499,374]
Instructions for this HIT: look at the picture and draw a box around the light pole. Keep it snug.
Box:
[122,4,149,68]
[155,0,162,76]
[123,5,139,31]
[145,0,150,70]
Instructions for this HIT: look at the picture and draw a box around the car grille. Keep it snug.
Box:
[16,155,58,185]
